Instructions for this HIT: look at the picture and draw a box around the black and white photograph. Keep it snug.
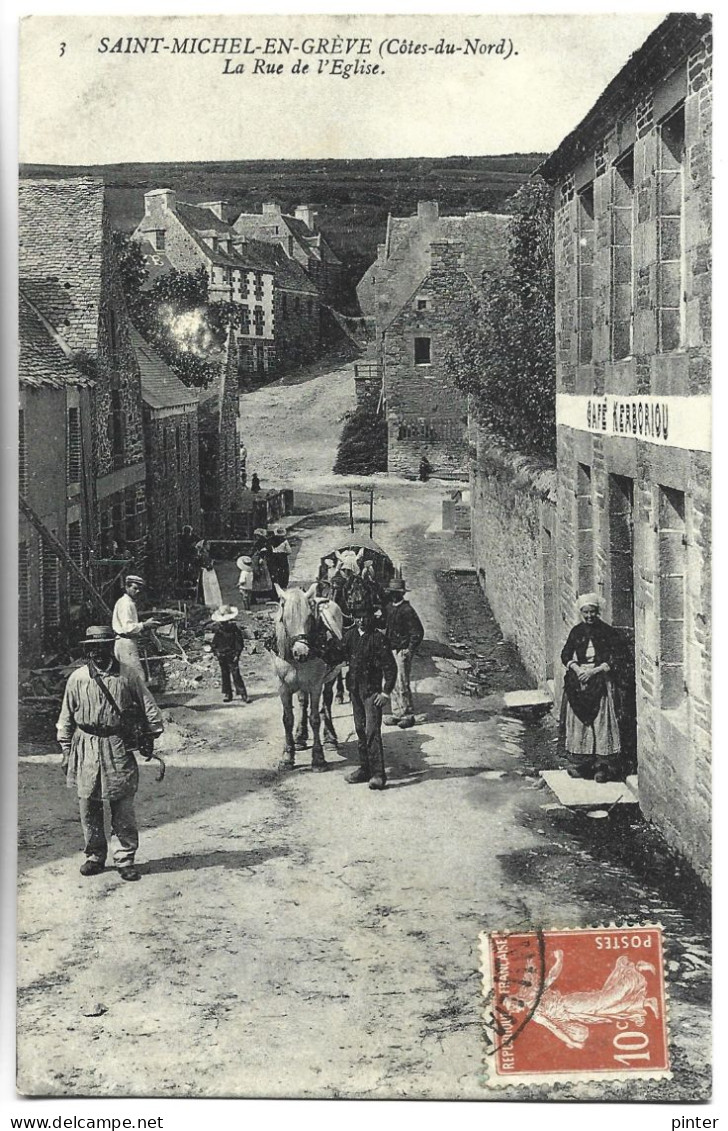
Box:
[7,6,714,1111]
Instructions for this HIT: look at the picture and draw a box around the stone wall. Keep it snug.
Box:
[275,290,320,371]
[471,428,557,686]
[384,242,470,478]
[144,405,201,592]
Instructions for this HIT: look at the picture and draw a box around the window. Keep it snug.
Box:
[40,540,60,645]
[657,105,686,353]
[608,475,634,633]
[19,409,27,496]
[576,463,594,593]
[154,230,165,251]
[281,293,287,316]
[610,150,635,360]
[175,426,181,474]
[658,486,686,709]
[67,520,83,603]
[19,542,30,644]
[253,307,265,336]
[416,297,428,310]
[414,337,431,366]
[254,272,264,300]
[211,236,218,252]
[576,184,595,364]
[67,407,81,485]
[240,304,251,335]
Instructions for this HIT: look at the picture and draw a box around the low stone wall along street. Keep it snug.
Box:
[470,429,558,688]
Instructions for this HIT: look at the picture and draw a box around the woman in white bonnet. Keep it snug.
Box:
[559,593,623,783]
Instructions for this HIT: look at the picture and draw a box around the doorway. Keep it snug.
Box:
[608,473,637,775]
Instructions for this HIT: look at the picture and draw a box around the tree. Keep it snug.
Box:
[446,176,556,459]
[112,233,225,387]
[333,406,388,475]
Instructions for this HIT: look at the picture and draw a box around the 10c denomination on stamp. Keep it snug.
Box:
[479,926,671,1088]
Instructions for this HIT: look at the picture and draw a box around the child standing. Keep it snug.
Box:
[211,606,249,703]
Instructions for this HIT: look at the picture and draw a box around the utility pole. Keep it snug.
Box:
[349,489,355,534]
[369,488,374,539]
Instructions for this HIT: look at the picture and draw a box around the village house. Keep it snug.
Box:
[19,177,149,611]
[540,13,712,879]
[197,326,243,537]
[19,295,95,663]
[133,190,277,376]
[133,191,323,376]
[232,201,342,308]
[131,328,201,592]
[357,202,508,477]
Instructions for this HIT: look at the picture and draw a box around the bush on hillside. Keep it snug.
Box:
[333,408,388,475]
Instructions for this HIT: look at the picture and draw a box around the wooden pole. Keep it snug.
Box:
[19,494,112,617]
[369,489,374,539]
[349,490,355,534]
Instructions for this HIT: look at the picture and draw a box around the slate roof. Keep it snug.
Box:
[19,293,94,390]
[376,210,510,331]
[231,238,318,295]
[130,327,199,412]
[18,177,107,354]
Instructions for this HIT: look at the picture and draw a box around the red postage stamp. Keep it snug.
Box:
[479,926,671,1087]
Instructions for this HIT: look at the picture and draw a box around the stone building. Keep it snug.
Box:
[19,178,149,592]
[539,13,711,878]
[198,327,242,537]
[358,203,508,477]
[132,328,201,592]
[133,190,277,375]
[19,294,95,663]
[232,201,342,307]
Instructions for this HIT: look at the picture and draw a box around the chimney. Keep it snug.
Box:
[417,201,439,224]
[429,239,465,272]
[295,204,317,231]
[262,201,282,215]
[144,188,176,216]
[200,200,235,224]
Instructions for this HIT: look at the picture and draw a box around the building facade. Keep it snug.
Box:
[19,295,95,663]
[359,202,508,478]
[133,190,277,374]
[540,14,712,878]
[19,177,149,603]
[132,328,201,592]
[233,201,342,308]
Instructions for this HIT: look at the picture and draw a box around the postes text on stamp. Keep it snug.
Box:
[479,926,671,1088]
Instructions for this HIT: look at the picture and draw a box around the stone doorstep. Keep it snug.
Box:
[540,769,640,808]
[502,689,553,710]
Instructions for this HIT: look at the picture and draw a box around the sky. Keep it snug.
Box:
[18,12,666,166]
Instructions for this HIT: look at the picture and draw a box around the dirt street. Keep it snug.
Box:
[17,361,710,1099]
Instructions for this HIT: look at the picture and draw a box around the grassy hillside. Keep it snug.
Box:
[20,155,544,312]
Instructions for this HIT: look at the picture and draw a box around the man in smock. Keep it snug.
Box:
[112,573,157,681]
[57,625,164,880]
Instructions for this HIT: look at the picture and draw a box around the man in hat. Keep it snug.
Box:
[112,574,158,682]
[211,605,249,703]
[384,578,424,729]
[57,625,164,881]
[343,604,397,791]
[268,525,292,590]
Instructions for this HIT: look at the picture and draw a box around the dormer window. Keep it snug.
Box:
[154,230,165,251]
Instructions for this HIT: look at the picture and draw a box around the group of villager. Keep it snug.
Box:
[55,535,627,881]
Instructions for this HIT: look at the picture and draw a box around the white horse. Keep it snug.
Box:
[269,584,343,771]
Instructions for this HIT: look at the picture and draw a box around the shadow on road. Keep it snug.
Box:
[140,845,291,875]
[18,763,280,873]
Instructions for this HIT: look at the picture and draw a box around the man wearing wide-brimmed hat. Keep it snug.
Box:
[211,606,249,703]
[236,555,254,610]
[56,625,164,881]
[112,574,159,682]
[384,577,424,729]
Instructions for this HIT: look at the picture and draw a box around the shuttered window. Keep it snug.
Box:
[67,407,81,485]
[657,105,686,353]
[40,541,61,644]
[19,409,28,496]
[67,520,83,602]
[19,542,30,644]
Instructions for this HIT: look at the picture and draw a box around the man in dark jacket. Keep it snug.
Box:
[211,606,249,703]
[384,578,424,729]
[344,606,397,790]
